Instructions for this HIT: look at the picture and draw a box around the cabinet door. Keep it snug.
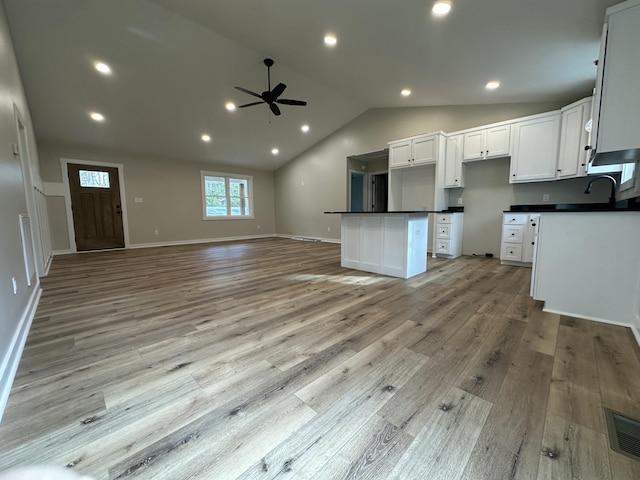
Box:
[389,140,412,168]
[444,135,463,187]
[510,114,561,183]
[485,125,511,158]
[522,214,539,263]
[412,135,437,165]
[462,130,484,161]
[558,100,591,179]
[596,5,640,156]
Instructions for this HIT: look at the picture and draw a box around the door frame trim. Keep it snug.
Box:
[60,158,130,253]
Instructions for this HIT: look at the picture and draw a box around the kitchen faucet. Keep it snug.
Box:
[583,174,617,205]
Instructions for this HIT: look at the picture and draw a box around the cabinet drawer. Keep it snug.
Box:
[436,240,451,254]
[436,214,453,224]
[503,225,524,243]
[501,244,522,261]
[503,213,528,225]
[436,224,451,238]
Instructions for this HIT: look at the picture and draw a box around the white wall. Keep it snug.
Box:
[38,141,276,251]
[0,4,44,421]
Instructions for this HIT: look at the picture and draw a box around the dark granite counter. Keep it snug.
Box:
[506,198,640,213]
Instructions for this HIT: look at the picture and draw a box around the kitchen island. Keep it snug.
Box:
[324,211,436,279]
[507,200,640,343]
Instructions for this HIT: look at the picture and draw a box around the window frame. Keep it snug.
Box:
[620,162,637,192]
[201,170,254,220]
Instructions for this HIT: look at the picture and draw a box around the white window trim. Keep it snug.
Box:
[620,162,637,192]
[201,170,254,220]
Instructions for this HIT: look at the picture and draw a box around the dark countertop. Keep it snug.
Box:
[324,211,436,214]
[325,207,464,214]
[325,206,464,214]
[506,198,640,213]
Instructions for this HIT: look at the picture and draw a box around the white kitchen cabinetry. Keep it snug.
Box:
[434,212,463,258]
[463,125,510,161]
[590,0,640,166]
[500,213,539,266]
[444,134,464,188]
[389,132,441,168]
[557,97,592,179]
[532,212,640,333]
[509,112,561,183]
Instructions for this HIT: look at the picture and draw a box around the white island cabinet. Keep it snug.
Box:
[532,211,640,338]
[332,212,430,279]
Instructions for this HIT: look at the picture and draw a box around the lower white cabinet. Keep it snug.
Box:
[500,213,539,265]
[434,212,463,258]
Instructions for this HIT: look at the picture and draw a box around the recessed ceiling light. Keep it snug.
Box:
[89,112,105,122]
[401,89,412,97]
[324,34,337,46]
[225,102,236,111]
[301,124,310,133]
[94,62,111,75]
[486,81,501,90]
[432,1,452,16]
[201,134,211,142]
[271,148,279,155]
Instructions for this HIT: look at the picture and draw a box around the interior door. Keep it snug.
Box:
[68,163,125,251]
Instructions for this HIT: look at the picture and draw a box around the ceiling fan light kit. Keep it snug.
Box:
[235,58,307,116]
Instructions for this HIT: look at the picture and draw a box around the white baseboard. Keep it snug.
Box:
[542,306,640,348]
[0,285,41,424]
[128,233,277,249]
[52,235,279,255]
[276,234,341,244]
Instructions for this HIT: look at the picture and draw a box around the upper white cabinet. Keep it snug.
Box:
[444,134,465,188]
[590,0,640,166]
[557,97,592,179]
[509,112,561,183]
[389,133,440,168]
[463,125,510,161]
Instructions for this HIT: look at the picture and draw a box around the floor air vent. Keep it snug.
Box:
[604,407,640,461]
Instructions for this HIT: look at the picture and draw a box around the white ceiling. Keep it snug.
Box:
[3,0,620,171]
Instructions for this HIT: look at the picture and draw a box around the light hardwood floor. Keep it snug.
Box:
[1,238,639,479]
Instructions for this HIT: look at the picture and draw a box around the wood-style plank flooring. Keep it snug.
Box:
[1,238,639,479]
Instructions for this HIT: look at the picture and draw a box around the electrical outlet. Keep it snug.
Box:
[457,197,463,205]
[327,226,331,232]
[257,225,261,230]
[543,193,550,202]
[12,277,17,295]
[301,180,304,186]
[154,229,159,236]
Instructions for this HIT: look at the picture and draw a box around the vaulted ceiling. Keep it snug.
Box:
[3,0,620,170]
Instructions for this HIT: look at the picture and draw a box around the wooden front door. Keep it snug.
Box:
[68,163,125,251]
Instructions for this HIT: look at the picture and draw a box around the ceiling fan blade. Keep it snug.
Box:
[238,101,265,108]
[234,86,262,99]
[271,83,287,99]
[270,103,281,116]
[276,99,307,106]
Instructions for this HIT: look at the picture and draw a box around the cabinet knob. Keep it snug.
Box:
[584,145,592,151]
[531,223,536,226]
[512,174,516,177]
[531,242,535,245]
[557,169,561,172]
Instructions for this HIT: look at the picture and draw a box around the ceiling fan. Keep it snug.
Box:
[235,58,307,116]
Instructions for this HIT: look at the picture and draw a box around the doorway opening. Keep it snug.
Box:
[370,172,388,212]
[349,171,366,212]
